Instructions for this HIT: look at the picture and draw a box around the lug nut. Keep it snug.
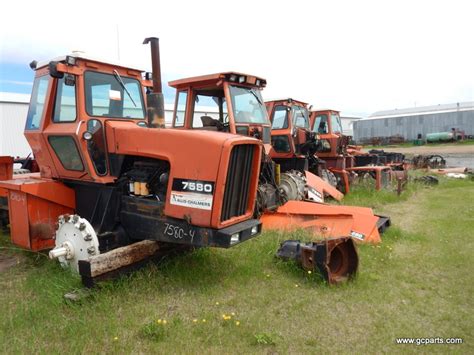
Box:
[79,222,86,231]
[87,246,96,254]
[84,233,92,241]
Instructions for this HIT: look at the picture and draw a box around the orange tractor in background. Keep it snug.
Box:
[0,38,363,285]
[265,99,344,193]
[168,77,387,245]
[310,109,397,192]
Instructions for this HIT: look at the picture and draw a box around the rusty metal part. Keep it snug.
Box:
[305,170,344,201]
[0,156,13,181]
[143,37,165,128]
[0,174,75,250]
[143,37,162,93]
[414,175,439,185]
[260,200,382,244]
[412,154,446,169]
[276,237,359,284]
[346,166,392,190]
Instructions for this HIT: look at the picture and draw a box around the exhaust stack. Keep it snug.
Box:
[143,37,165,128]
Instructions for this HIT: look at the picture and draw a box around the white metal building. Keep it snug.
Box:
[340,115,362,136]
[0,91,220,157]
[0,92,32,157]
[353,102,474,142]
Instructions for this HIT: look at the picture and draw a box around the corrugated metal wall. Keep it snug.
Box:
[0,102,31,157]
[353,110,474,142]
[0,100,217,157]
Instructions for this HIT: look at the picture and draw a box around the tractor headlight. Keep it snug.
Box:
[230,233,240,245]
[251,226,259,235]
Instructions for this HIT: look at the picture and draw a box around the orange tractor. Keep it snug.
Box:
[0,38,362,285]
[167,77,387,245]
[265,99,344,193]
[310,109,396,192]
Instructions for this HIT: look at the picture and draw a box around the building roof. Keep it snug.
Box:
[368,101,474,119]
[0,92,31,104]
[340,115,363,120]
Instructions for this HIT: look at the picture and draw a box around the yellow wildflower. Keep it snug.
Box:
[235,321,240,326]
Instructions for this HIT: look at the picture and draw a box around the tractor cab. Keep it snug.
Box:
[25,53,153,184]
[265,98,319,173]
[168,72,272,144]
[309,109,349,158]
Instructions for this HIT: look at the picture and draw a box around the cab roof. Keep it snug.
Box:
[265,98,309,107]
[310,109,340,114]
[35,52,145,73]
[168,72,266,89]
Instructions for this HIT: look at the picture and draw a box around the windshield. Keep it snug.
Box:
[271,105,288,129]
[229,85,268,124]
[25,75,50,130]
[84,71,145,119]
[313,114,329,134]
[292,105,309,129]
[331,113,343,134]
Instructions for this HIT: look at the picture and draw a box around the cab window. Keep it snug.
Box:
[48,136,84,171]
[313,114,329,134]
[84,71,145,119]
[271,105,288,129]
[331,113,343,133]
[191,91,227,129]
[87,120,107,175]
[53,76,76,122]
[25,76,50,130]
[292,106,309,129]
[174,90,187,127]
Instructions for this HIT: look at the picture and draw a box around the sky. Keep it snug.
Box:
[0,0,473,117]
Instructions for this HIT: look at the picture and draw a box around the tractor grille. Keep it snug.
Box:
[221,144,255,221]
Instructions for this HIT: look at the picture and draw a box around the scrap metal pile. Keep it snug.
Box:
[0,37,399,288]
[412,154,446,169]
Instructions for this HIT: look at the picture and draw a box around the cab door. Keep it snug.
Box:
[42,74,93,180]
[291,105,310,154]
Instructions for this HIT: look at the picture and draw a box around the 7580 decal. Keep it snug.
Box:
[172,178,214,195]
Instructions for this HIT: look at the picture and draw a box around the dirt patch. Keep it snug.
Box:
[0,253,22,273]
[364,144,474,155]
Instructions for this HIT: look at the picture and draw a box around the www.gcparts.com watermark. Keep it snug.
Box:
[396,337,463,345]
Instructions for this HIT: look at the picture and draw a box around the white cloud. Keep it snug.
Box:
[0,0,472,115]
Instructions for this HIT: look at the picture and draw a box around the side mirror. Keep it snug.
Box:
[48,61,64,79]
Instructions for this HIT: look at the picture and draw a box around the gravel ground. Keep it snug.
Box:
[364,144,474,169]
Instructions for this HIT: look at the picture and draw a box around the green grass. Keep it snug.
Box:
[0,177,473,353]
